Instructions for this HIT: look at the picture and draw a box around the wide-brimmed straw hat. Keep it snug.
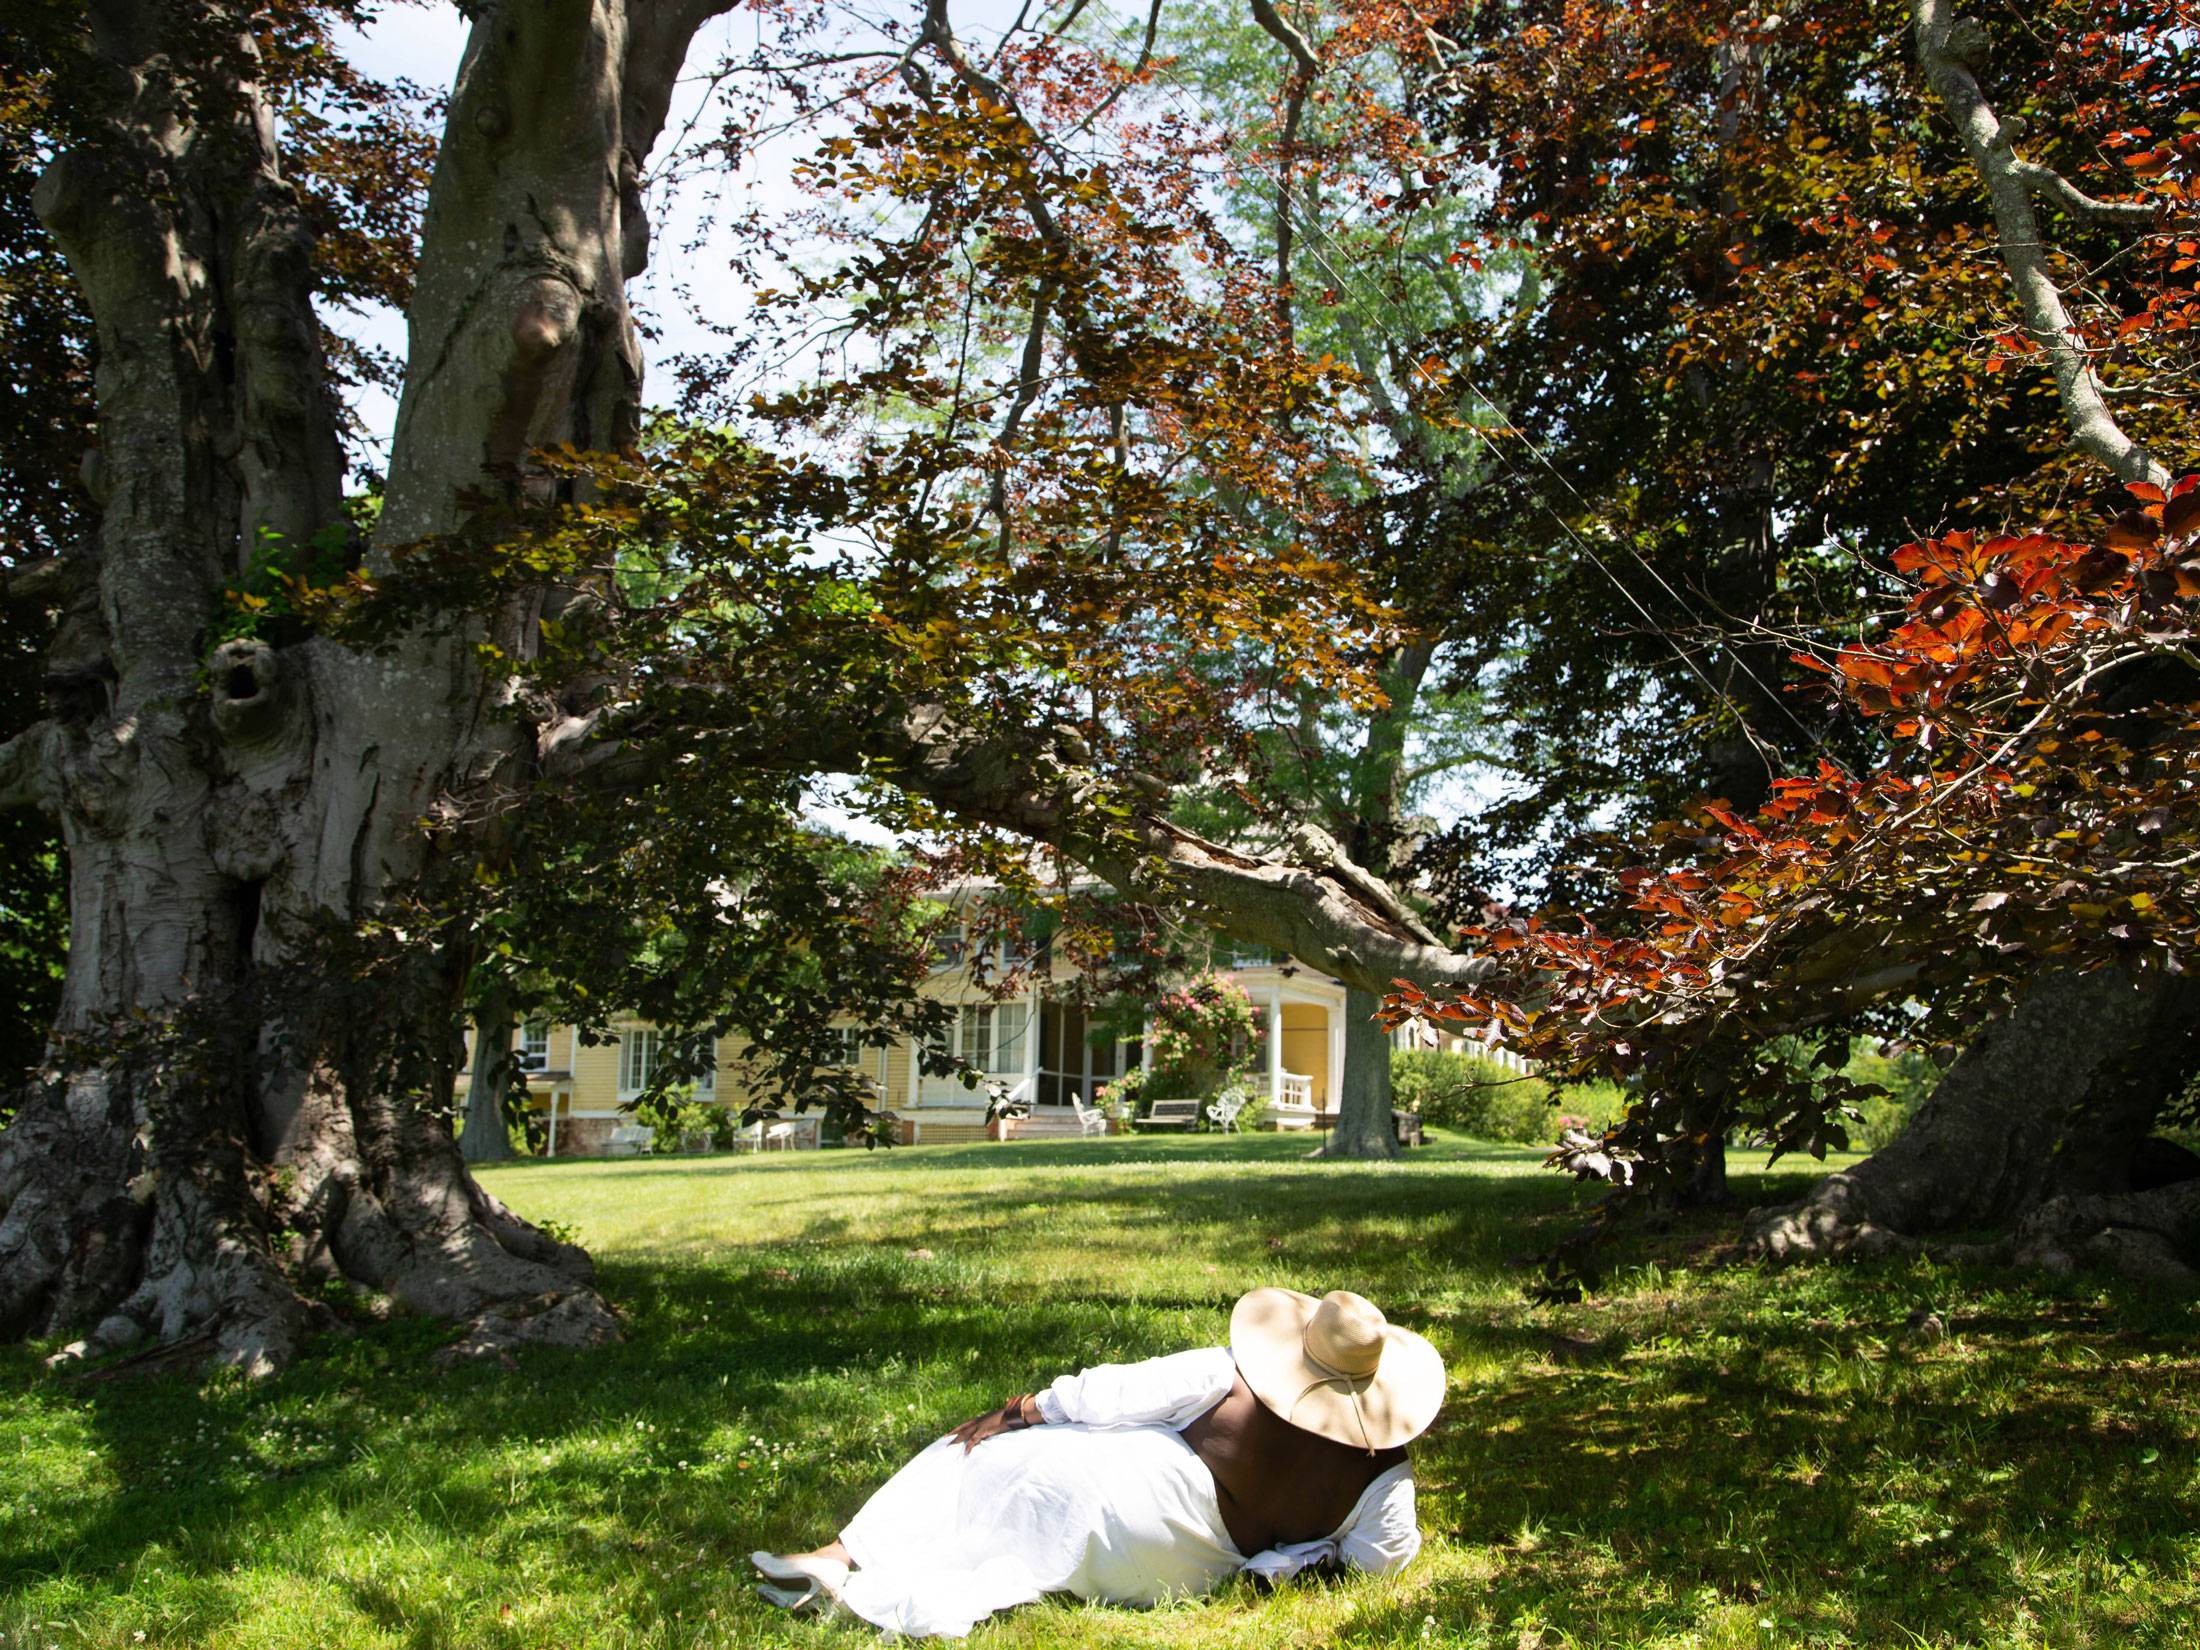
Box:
[1230,1287,1445,1452]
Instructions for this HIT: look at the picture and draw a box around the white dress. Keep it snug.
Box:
[834,1347,1421,1639]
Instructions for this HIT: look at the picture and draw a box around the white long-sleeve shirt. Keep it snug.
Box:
[1032,1346,1422,1581]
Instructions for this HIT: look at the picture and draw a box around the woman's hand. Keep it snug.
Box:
[949,1394,1039,1453]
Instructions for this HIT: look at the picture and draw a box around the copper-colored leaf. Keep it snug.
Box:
[2164,486,2200,541]
[2104,511,2161,552]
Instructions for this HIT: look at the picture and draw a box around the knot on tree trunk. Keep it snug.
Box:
[207,638,288,744]
[1745,1175,1917,1264]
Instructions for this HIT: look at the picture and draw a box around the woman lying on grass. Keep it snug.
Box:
[750,1287,1443,1638]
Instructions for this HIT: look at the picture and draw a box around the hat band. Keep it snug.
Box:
[1287,1346,1379,1454]
[1302,1342,1379,1388]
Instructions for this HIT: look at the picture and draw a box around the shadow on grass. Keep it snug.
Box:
[6,1138,2196,1648]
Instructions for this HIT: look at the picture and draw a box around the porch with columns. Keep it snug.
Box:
[1137,979,1344,1128]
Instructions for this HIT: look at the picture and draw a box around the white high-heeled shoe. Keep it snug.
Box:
[750,1550,849,1614]
[755,1579,838,1615]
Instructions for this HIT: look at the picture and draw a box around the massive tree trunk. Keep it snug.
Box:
[0,0,720,1370]
[1317,986,1399,1160]
[1748,966,2200,1281]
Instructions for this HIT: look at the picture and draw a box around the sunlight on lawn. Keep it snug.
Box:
[3,1132,2195,1649]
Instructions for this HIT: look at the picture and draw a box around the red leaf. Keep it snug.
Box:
[2165,486,2200,540]
[2105,511,2161,551]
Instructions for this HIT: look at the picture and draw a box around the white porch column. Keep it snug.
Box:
[1023,986,1042,1098]
[1328,1001,1347,1108]
[1141,1019,1153,1071]
[1267,988,1284,1101]
[907,1035,923,1109]
[546,1089,561,1159]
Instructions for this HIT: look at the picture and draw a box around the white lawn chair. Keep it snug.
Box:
[1069,1096,1110,1137]
[763,1121,797,1152]
[1205,1087,1248,1133]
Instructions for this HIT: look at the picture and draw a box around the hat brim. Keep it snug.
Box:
[1229,1287,1445,1451]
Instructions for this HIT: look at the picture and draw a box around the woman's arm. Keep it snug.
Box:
[1032,1346,1236,1429]
[1336,1466,1421,1575]
[946,1347,1236,1451]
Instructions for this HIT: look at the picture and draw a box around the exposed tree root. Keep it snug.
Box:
[2009,1180,2200,1284]
[2,1069,617,1377]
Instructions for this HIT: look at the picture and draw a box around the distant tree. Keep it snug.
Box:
[1149,0,1507,1156]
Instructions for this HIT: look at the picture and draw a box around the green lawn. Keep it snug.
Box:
[3,1132,2196,1649]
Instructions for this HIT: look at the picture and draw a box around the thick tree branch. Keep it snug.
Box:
[1250,0,1317,341]
[540,687,1489,997]
[1248,0,1318,77]
[2010,158,2160,230]
[3,558,69,604]
[857,704,1490,998]
[918,0,1070,249]
[988,280,1056,532]
[1912,3,2167,488]
[1066,0,1166,137]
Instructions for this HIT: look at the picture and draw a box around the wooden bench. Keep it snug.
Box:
[1136,1097,1201,1131]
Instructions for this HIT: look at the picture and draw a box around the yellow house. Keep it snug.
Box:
[458,920,1384,1154]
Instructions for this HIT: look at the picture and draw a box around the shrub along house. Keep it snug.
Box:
[459,902,1380,1154]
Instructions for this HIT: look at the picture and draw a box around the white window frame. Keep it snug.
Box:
[619,1027,659,1096]
[618,1026,716,1098]
[827,1026,868,1067]
[933,918,1036,974]
[927,1004,1028,1074]
[930,922,968,971]
[519,1021,551,1073]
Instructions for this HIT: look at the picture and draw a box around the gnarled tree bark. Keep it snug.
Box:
[0,0,727,1371]
[461,997,520,1165]
[1748,966,2200,1279]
